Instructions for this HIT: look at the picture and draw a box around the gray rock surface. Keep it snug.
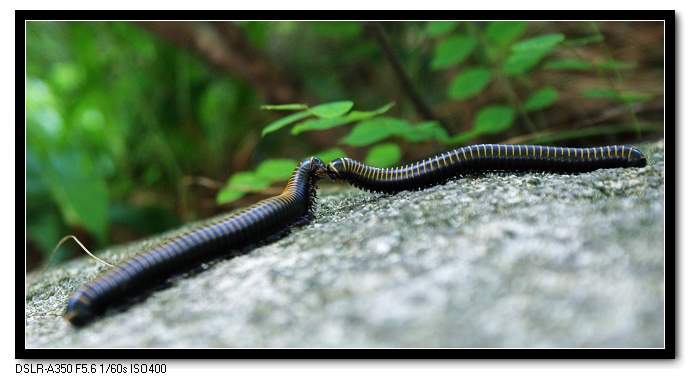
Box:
[25,139,665,348]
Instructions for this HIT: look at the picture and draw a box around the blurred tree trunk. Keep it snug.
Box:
[136,21,312,105]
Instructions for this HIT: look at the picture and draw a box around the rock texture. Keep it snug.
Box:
[25,139,665,348]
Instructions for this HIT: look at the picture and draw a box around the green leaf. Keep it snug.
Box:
[256,159,299,181]
[313,148,347,163]
[430,35,477,70]
[484,21,529,48]
[227,171,272,191]
[448,67,492,100]
[43,153,108,242]
[309,101,354,118]
[511,33,565,53]
[291,102,395,135]
[260,104,309,110]
[340,118,410,147]
[261,110,312,136]
[364,143,401,168]
[352,101,396,117]
[428,21,458,36]
[217,171,273,205]
[502,50,550,75]
[524,87,559,111]
[503,33,565,75]
[217,188,246,204]
[291,117,351,135]
[543,59,593,70]
[474,105,515,134]
[399,121,450,143]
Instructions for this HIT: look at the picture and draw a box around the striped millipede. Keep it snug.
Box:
[62,144,646,326]
[326,144,647,194]
[64,157,327,326]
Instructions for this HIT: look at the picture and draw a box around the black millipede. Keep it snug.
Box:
[64,157,327,327]
[326,144,646,194]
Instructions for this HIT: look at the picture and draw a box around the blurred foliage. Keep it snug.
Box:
[222,21,662,200]
[26,22,261,268]
[25,21,663,270]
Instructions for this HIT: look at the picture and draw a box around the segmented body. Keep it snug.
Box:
[64,157,327,326]
[326,144,646,194]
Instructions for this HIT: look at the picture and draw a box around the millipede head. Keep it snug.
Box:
[630,148,647,168]
[326,158,346,181]
[303,157,328,179]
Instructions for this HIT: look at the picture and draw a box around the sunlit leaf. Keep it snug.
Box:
[484,21,529,48]
[340,118,410,147]
[309,101,354,118]
[351,101,396,117]
[260,104,309,110]
[430,35,477,70]
[511,33,565,53]
[502,50,550,75]
[291,102,395,135]
[365,143,401,168]
[503,34,565,75]
[217,188,246,204]
[399,121,450,143]
[261,110,312,136]
[227,171,272,191]
[524,87,559,111]
[448,67,492,100]
[256,159,299,181]
[217,171,272,205]
[474,105,515,134]
[292,117,351,135]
